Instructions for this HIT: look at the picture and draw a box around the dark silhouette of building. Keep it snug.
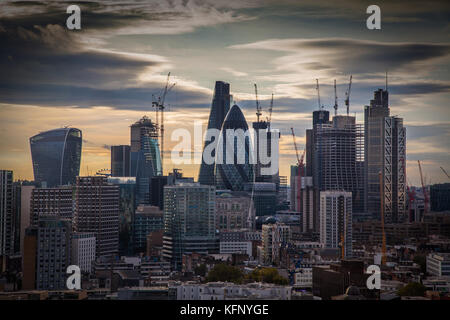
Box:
[198,81,231,185]
[30,127,82,187]
[430,183,450,212]
[111,145,131,177]
[0,170,14,256]
[312,260,374,300]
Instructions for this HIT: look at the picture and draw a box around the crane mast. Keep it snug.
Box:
[267,93,274,128]
[333,79,338,116]
[290,128,305,214]
[345,75,352,115]
[418,160,429,214]
[440,166,450,180]
[315,79,322,110]
[254,83,262,123]
[152,72,175,175]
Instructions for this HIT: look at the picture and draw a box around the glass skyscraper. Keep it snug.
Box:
[198,81,231,185]
[215,104,254,191]
[364,89,406,223]
[29,127,82,187]
[130,116,161,205]
[162,183,218,270]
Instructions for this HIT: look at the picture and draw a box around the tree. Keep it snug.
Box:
[194,264,207,277]
[397,282,427,297]
[206,264,243,284]
[247,267,288,285]
[413,255,427,274]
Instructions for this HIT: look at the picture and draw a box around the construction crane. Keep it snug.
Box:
[418,160,429,214]
[152,72,175,175]
[333,79,338,116]
[440,166,450,180]
[315,79,322,110]
[254,83,262,123]
[266,93,274,128]
[379,171,387,265]
[344,75,352,116]
[290,128,305,214]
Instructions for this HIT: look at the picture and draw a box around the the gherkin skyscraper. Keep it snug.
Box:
[198,81,230,185]
[214,104,254,191]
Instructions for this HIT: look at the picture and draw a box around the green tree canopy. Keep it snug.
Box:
[247,267,288,285]
[397,282,427,297]
[206,264,243,284]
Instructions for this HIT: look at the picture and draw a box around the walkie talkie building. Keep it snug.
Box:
[30,127,82,188]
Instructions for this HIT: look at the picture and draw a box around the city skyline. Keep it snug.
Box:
[0,0,449,186]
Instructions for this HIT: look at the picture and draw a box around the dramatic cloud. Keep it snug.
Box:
[0,23,213,110]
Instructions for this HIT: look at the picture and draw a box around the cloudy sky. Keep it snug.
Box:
[0,0,449,186]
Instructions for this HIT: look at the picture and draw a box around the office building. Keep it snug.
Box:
[172,282,292,300]
[244,182,277,216]
[130,116,161,204]
[150,169,194,210]
[0,170,14,256]
[198,81,231,185]
[427,253,450,277]
[252,120,280,186]
[320,191,352,258]
[314,115,365,214]
[261,222,290,265]
[20,185,34,254]
[35,217,72,290]
[111,145,131,177]
[219,230,257,256]
[312,260,371,300]
[162,183,218,270]
[72,232,96,273]
[133,205,163,254]
[30,187,73,227]
[29,127,82,187]
[216,191,254,231]
[74,176,119,258]
[365,89,406,223]
[215,104,254,191]
[430,183,450,212]
[22,227,38,290]
[107,176,136,256]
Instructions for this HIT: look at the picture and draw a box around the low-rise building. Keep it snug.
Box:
[427,253,450,277]
[171,282,292,300]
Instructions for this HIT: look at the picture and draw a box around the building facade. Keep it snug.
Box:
[29,127,82,187]
[111,145,131,177]
[35,218,72,290]
[198,81,231,185]
[427,253,450,277]
[130,116,161,205]
[133,205,163,254]
[74,176,119,258]
[319,191,352,258]
[30,187,73,227]
[216,191,254,231]
[365,89,406,223]
[0,170,14,256]
[71,232,96,273]
[215,104,254,191]
[162,183,218,270]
